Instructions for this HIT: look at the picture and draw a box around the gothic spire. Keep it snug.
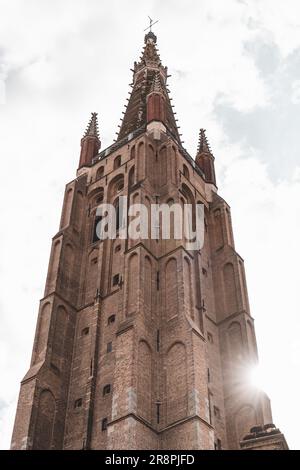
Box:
[116,33,181,143]
[79,113,101,168]
[196,128,216,186]
[197,128,213,155]
[83,112,100,139]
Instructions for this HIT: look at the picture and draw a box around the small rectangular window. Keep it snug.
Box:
[101,418,108,431]
[103,384,111,396]
[108,315,116,325]
[81,327,89,336]
[93,215,103,243]
[107,342,112,353]
[74,398,83,409]
[112,274,120,286]
[214,406,221,419]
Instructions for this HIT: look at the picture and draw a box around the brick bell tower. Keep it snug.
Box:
[11,31,288,450]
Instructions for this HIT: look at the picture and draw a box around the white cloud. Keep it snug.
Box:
[291,80,300,104]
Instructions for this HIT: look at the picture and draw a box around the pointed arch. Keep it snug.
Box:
[183,164,189,180]
[114,155,121,170]
[128,165,135,188]
[159,146,167,186]
[74,191,84,232]
[96,166,104,180]
[34,302,51,364]
[47,239,61,292]
[144,256,152,316]
[137,340,152,422]
[165,258,178,320]
[213,209,224,250]
[33,389,56,450]
[63,243,75,292]
[166,342,188,424]
[227,321,243,361]
[127,252,139,316]
[108,174,124,201]
[223,262,238,314]
[51,305,68,369]
[85,248,98,303]
[183,256,193,319]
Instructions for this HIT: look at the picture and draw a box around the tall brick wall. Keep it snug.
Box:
[11,129,274,450]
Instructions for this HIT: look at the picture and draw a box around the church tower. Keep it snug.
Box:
[11,31,288,451]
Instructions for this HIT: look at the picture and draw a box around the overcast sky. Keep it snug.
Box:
[1,0,300,450]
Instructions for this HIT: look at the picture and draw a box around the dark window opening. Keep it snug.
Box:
[101,418,108,431]
[81,327,90,336]
[115,244,121,253]
[117,181,124,192]
[107,342,112,353]
[156,330,160,352]
[156,402,161,424]
[108,315,116,325]
[112,274,120,286]
[207,332,213,344]
[214,406,221,419]
[103,384,111,396]
[115,197,122,231]
[92,215,103,243]
[96,166,104,180]
[96,194,104,204]
[183,164,189,180]
[74,398,83,409]
[202,268,208,276]
[114,155,121,170]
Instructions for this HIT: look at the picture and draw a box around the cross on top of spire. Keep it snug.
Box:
[144,16,158,44]
[83,112,100,139]
[197,128,213,155]
[144,16,159,33]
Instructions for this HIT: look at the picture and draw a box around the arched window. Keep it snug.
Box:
[129,166,135,187]
[96,194,104,204]
[108,174,124,199]
[92,215,103,243]
[116,180,124,192]
[183,164,189,180]
[114,196,124,231]
[114,155,121,170]
[96,166,104,180]
[103,384,111,396]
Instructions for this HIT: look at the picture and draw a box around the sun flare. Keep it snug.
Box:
[247,364,269,392]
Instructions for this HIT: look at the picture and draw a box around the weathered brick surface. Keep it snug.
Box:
[11,131,280,450]
[11,34,286,448]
